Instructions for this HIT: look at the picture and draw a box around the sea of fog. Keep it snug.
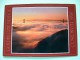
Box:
[12,21,68,49]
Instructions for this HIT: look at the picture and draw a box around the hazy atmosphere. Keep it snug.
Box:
[12,7,68,53]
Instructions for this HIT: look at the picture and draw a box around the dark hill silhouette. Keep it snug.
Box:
[34,29,68,53]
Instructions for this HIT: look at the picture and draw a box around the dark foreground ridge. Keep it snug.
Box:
[34,29,68,53]
[12,29,68,53]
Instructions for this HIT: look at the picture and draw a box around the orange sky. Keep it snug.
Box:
[12,7,68,23]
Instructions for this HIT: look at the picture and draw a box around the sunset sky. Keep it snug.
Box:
[12,7,68,23]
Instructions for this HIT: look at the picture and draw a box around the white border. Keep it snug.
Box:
[11,7,70,54]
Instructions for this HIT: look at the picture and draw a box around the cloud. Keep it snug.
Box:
[13,24,50,31]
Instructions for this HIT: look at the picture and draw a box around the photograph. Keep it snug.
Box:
[12,7,69,53]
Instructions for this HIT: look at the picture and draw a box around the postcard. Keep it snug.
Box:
[3,4,77,56]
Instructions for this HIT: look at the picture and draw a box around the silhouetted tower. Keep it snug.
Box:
[62,19,65,23]
[23,19,26,23]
